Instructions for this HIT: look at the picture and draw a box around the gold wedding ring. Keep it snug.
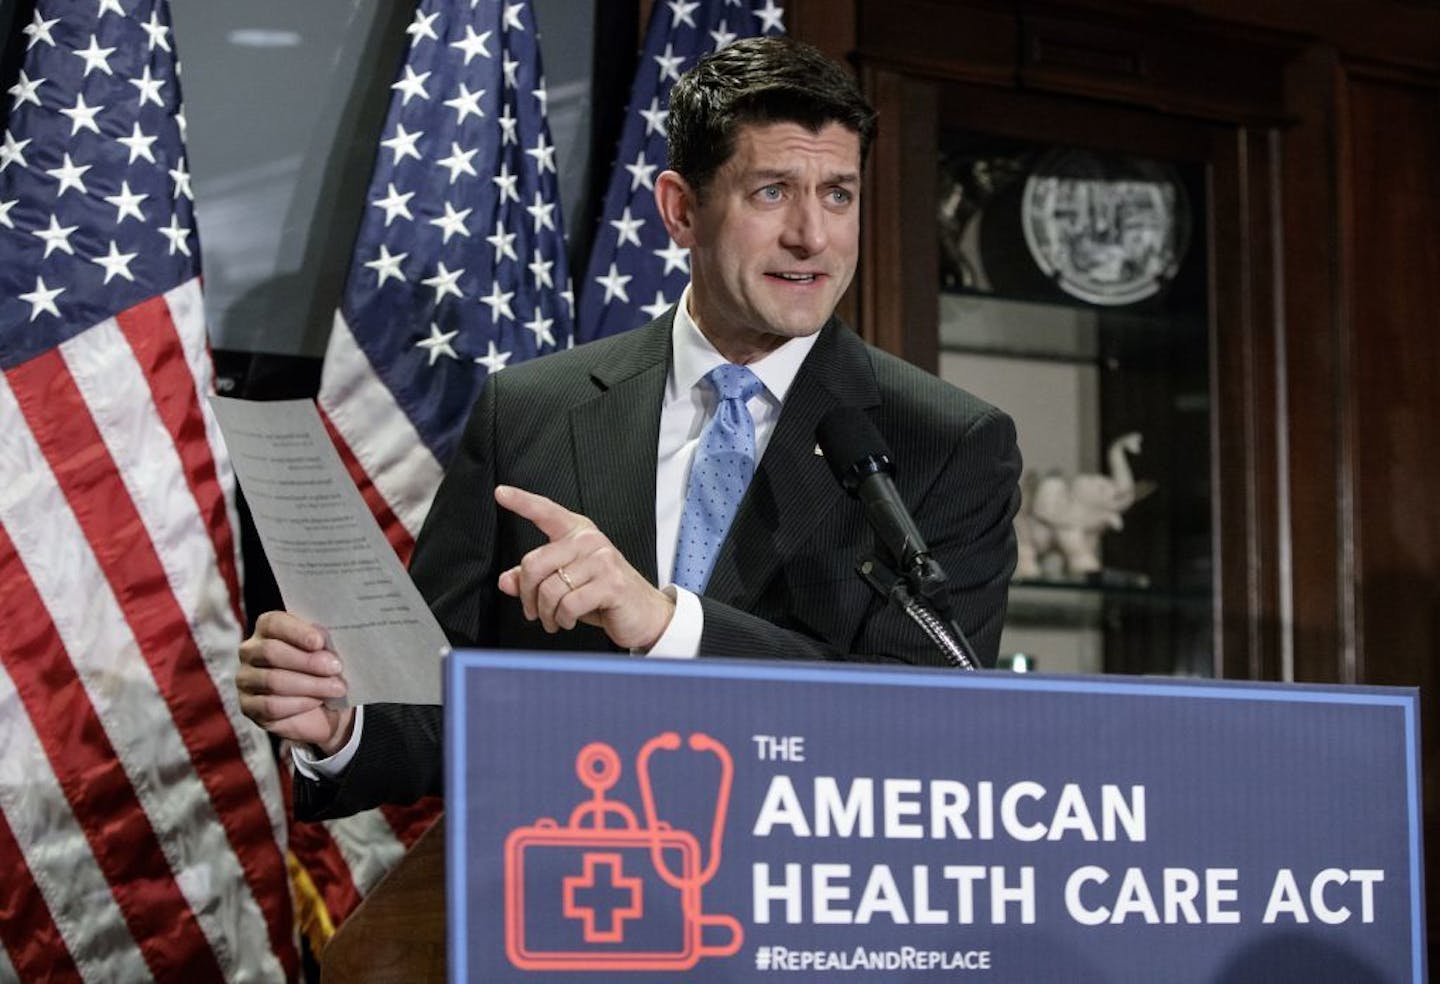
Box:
[556,566,576,591]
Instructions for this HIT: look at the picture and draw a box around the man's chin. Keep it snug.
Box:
[758,321,824,343]
[754,300,831,336]
[775,311,832,338]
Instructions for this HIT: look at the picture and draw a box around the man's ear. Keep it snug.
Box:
[654,170,698,247]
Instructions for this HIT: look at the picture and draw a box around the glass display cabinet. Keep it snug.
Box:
[935,133,1212,675]
[849,2,1292,680]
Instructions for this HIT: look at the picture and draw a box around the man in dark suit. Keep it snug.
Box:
[237,37,1020,819]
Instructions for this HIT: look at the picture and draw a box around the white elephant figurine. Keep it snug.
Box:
[1015,432,1153,579]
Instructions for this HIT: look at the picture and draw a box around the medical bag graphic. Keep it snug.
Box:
[504,732,743,971]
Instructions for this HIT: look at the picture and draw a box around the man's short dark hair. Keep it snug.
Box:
[666,36,878,197]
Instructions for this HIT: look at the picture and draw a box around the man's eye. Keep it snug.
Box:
[829,187,853,205]
[758,185,782,201]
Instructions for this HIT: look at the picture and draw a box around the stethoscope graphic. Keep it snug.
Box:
[637,731,734,891]
[506,731,742,969]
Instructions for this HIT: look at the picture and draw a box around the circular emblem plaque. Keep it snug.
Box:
[1021,149,1190,306]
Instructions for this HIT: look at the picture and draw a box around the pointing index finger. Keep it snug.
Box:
[495,485,590,541]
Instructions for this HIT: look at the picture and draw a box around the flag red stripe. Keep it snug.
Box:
[0,809,84,984]
[290,821,366,923]
[6,351,297,977]
[380,797,444,848]
[114,298,244,627]
[319,407,417,564]
[0,525,223,980]
[278,763,364,923]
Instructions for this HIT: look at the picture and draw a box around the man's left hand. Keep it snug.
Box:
[495,485,676,650]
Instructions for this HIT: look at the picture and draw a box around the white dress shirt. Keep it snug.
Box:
[296,287,818,779]
[646,286,818,657]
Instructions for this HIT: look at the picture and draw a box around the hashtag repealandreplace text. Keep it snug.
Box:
[748,945,993,972]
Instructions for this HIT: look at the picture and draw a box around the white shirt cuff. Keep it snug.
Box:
[290,704,365,781]
[643,585,703,659]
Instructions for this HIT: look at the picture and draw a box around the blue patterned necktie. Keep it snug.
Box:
[672,364,766,593]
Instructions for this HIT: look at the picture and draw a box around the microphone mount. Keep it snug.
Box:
[856,551,979,671]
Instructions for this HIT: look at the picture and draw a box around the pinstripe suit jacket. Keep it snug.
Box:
[296,311,1020,819]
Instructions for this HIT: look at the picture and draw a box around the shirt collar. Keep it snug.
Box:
[667,283,822,405]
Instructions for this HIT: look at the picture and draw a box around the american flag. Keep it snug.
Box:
[319,0,574,560]
[299,0,575,945]
[0,1,296,981]
[576,0,785,343]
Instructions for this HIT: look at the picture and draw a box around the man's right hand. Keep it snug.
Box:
[237,611,355,756]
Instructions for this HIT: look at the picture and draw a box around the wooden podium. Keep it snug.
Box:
[320,816,447,983]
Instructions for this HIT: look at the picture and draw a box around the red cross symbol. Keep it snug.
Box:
[562,853,644,943]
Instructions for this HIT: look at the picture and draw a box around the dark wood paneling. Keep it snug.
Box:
[858,67,938,368]
[785,0,856,69]
[1346,76,1440,680]
[1126,0,1440,74]
[1019,7,1293,124]
[1280,46,1350,685]
[855,0,1295,124]
[855,0,1017,87]
[935,82,1220,162]
[1344,75,1440,952]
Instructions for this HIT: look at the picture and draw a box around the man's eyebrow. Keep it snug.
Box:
[744,167,861,185]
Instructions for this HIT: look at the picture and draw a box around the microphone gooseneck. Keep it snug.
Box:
[816,407,980,670]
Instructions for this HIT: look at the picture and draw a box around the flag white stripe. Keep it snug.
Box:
[316,310,437,909]
[319,310,445,538]
[57,321,286,983]
[62,313,241,654]
[166,279,247,603]
[0,361,282,983]
[139,283,287,849]
[162,285,291,856]
[324,810,409,896]
[0,662,150,984]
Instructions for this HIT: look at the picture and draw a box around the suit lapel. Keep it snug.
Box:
[704,321,881,608]
[571,319,672,585]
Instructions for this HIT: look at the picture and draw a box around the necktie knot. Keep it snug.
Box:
[707,363,764,404]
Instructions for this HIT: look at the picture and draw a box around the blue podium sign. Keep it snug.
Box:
[445,654,1425,983]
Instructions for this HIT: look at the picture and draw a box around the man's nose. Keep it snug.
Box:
[780,195,828,256]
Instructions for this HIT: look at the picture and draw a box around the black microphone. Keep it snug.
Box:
[816,406,980,670]
[816,406,932,576]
